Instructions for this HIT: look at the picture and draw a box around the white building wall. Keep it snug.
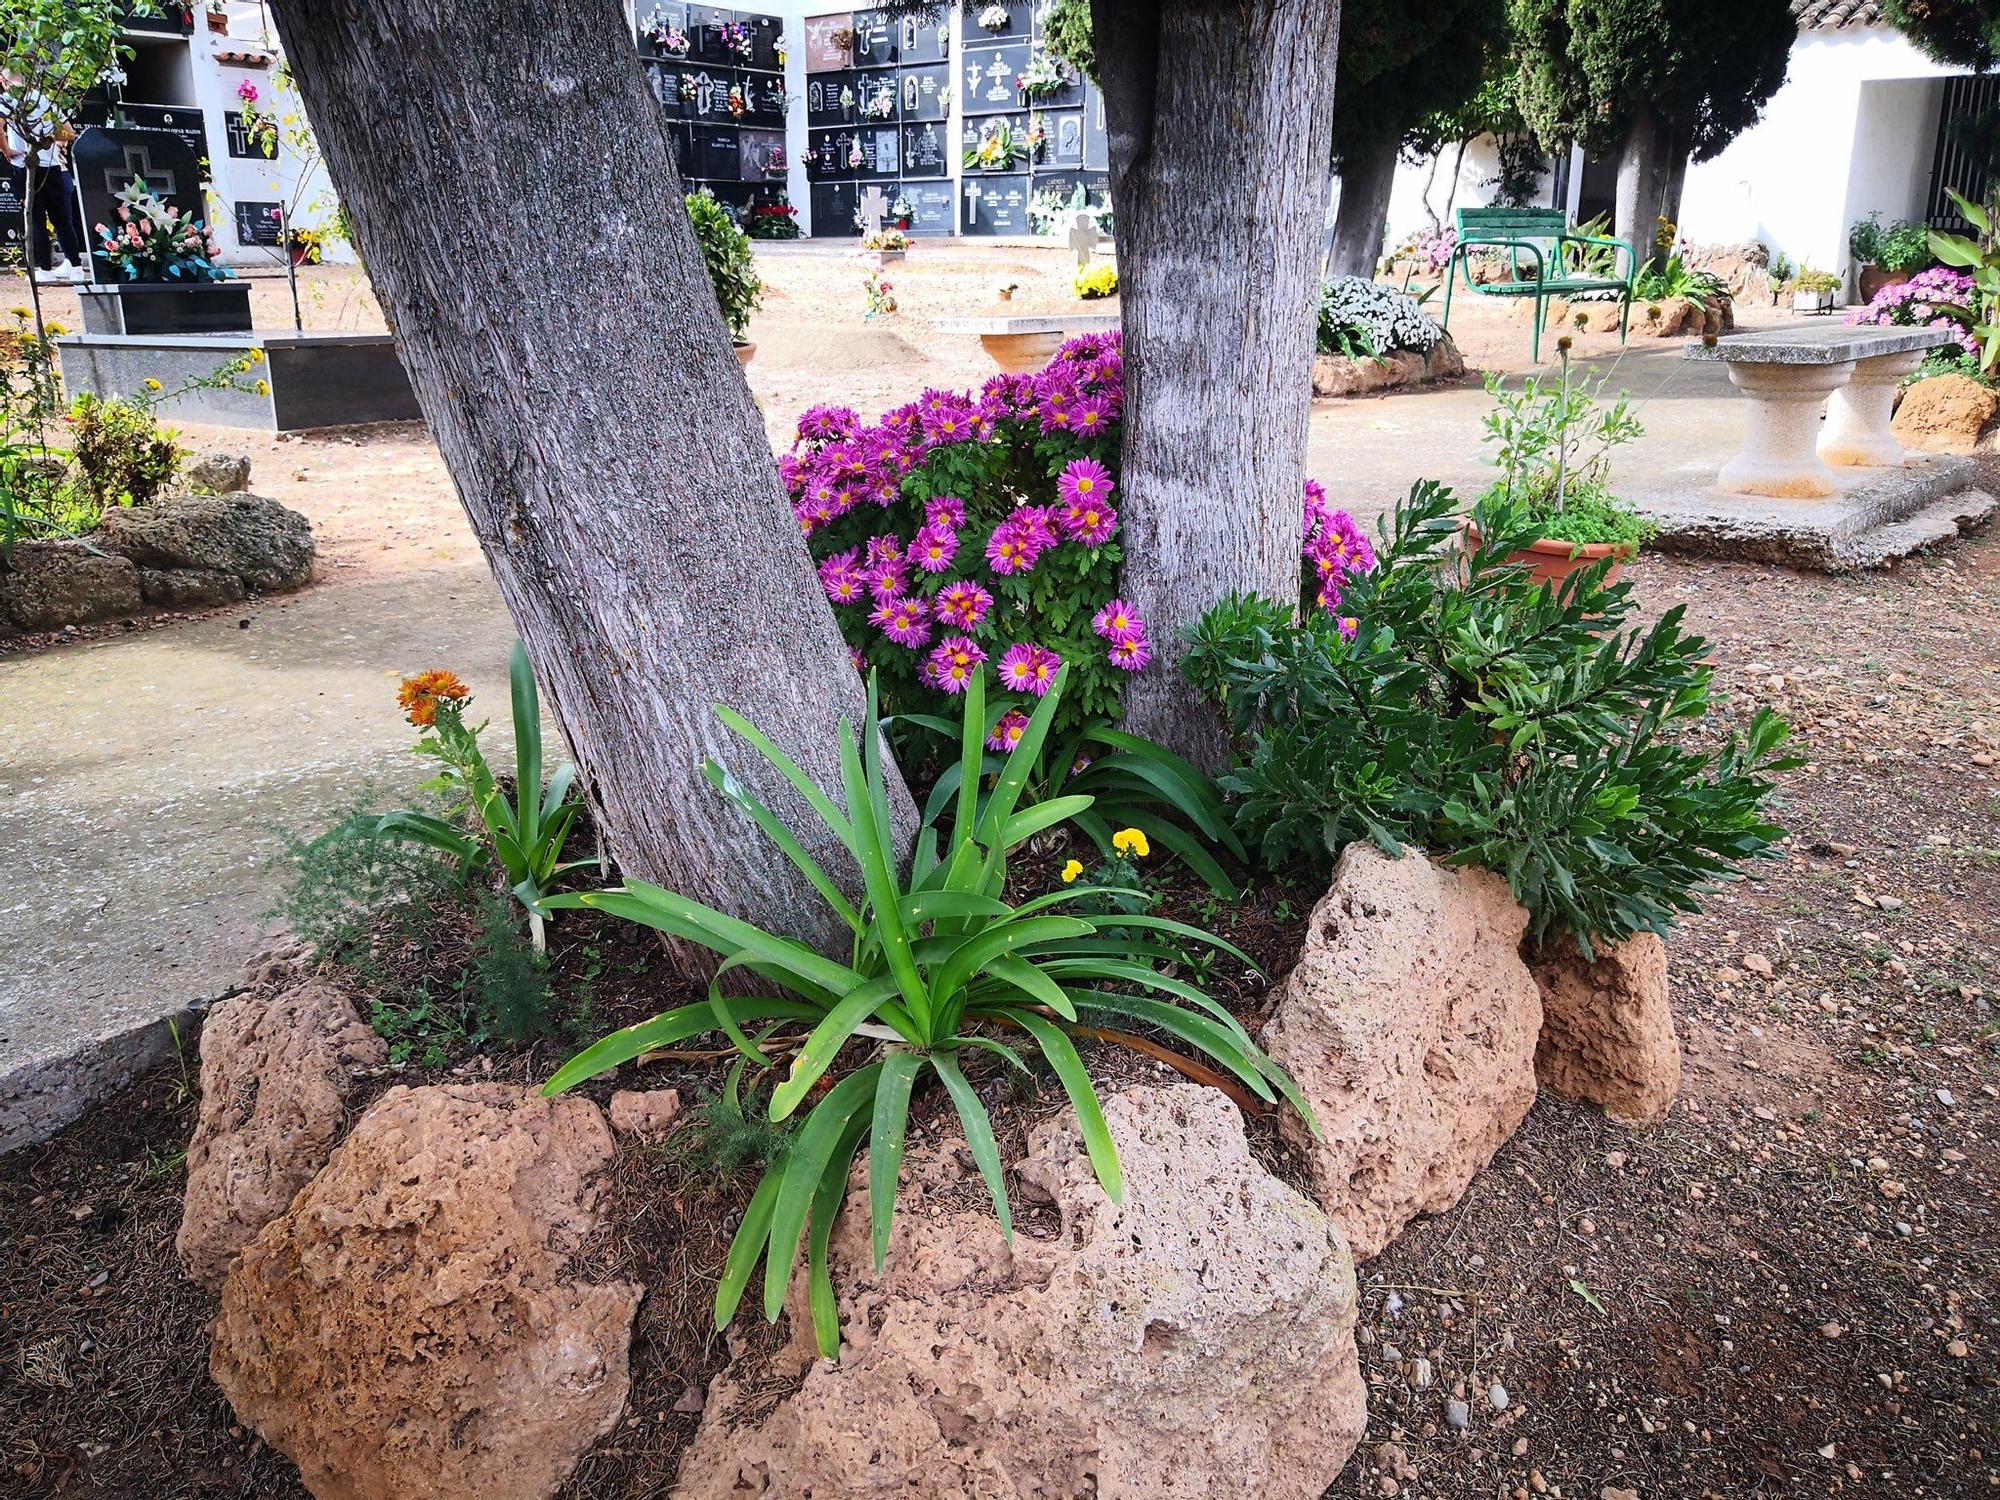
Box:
[1377,137,1569,255]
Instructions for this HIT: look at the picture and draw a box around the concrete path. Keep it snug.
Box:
[0,554,517,1150]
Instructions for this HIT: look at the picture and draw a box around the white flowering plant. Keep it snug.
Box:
[1315,276,1444,362]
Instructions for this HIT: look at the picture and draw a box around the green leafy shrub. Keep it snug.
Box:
[544,665,1308,1357]
[1478,355,1654,547]
[1928,188,2000,373]
[373,644,591,950]
[64,392,184,513]
[685,187,763,342]
[1850,212,1934,274]
[1630,254,1729,308]
[1182,480,1798,955]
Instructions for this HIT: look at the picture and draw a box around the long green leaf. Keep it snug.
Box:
[770,972,905,1120]
[933,915,1095,1002]
[510,642,544,853]
[543,996,819,1093]
[839,721,932,1029]
[702,758,860,931]
[867,1050,924,1269]
[764,1063,882,1321]
[931,1052,1011,1244]
[715,703,853,844]
[806,1111,871,1357]
[973,663,1071,851]
[978,952,1078,1020]
[714,1164,784,1327]
[993,1007,1122,1202]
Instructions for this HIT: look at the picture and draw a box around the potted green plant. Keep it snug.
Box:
[1787,267,1839,314]
[684,188,763,367]
[1465,345,1654,588]
[1849,213,1935,302]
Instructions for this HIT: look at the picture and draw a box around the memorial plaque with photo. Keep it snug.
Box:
[0,168,22,251]
[808,127,860,179]
[905,180,955,235]
[806,71,855,126]
[899,62,950,121]
[811,180,858,237]
[73,125,209,280]
[961,43,1030,114]
[233,200,283,247]
[1029,169,1111,216]
[900,120,948,179]
[960,110,1031,173]
[897,10,951,63]
[738,127,787,181]
[689,124,741,180]
[853,68,898,124]
[849,7,896,65]
[1083,88,1108,170]
[960,172,1030,236]
[1042,110,1085,168]
[105,104,207,165]
[746,12,784,69]
[803,13,853,72]
[634,1,688,59]
[961,1,1027,41]
[857,125,899,178]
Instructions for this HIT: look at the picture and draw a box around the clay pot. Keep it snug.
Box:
[1857,265,1911,305]
[732,341,756,369]
[1465,522,1635,589]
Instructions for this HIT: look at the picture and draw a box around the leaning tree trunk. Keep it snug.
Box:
[1093,0,1341,763]
[267,0,915,970]
[1328,135,1400,280]
[1613,105,1674,254]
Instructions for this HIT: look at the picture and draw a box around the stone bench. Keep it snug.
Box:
[1685,324,1956,498]
[936,313,1119,374]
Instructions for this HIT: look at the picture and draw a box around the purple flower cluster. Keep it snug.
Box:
[1848,267,1978,356]
[1302,478,1376,615]
[1091,596,1151,672]
[782,333,1135,708]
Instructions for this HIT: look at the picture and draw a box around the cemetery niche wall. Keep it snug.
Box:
[638,3,789,214]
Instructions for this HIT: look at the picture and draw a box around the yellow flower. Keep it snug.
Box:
[10,306,29,320]
[143,377,163,391]
[44,321,65,336]
[254,379,270,396]
[1111,828,1150,859]
[249,347,265,363]
[1059,858,1084,884]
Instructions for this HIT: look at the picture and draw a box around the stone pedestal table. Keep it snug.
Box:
[936,312,1121,374]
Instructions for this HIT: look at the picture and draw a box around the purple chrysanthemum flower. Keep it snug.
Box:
[925,495,966,529]
[986,523,1036,575]
[1060,495,1118,546]
[1092,598,1143,642]
[870,593,932,648]
[796,404,860,443]
[913,522,959,573]
[986,708,1031,753]
[998,642,1060,697]
[936,579,993,629]
[1057,457,1115,510]
[818,548,867,606]
[1107,634,1152,672]
[924,634,986,694]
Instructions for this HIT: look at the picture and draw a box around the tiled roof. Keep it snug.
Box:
[1792,0,1884,31]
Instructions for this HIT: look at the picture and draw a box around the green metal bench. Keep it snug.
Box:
[1440,206,1638,362]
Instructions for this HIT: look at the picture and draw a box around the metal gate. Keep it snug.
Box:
[1927,74,2000,229]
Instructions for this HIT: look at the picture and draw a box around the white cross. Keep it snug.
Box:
[1067,211,1101,269]
[964,180,982,224]
[858,186,889,233]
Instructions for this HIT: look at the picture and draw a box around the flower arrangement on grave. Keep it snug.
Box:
[861,227,912,251]
[720,20,754,60]
[773,31,788,62]
[847,142,866,169]
[641,8,689,53]
[678,73,697,101]
[1026,113,1048,160]
[890,192,914,229]
[281,224,326,265]
[863,87,895,120]
[798,146,819,168]
[92,181,233,284]
[963,119,1028,170]
[763,144,787,175]
[743,201,801,241]
[727,84,746,118]
[862,265,898,319]
[839,84,856,112]
[780,332,1370,753]
[977,2,1011,32]
[235,78,258,104]
[1018,46,1076,98]
[1075,262,1118,300]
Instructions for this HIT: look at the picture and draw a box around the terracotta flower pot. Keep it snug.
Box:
[1857,264,1911,304]
[733,341,756,369]
[1464,522,1636,589]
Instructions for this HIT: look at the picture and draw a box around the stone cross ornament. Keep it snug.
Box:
[858,185,890,234]
[1067,210,1101,269]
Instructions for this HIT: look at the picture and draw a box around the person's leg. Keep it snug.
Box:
[24,170,56,270]
[46,167,87,267]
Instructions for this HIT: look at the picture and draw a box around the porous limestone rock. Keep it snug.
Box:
[210,1083,640,1500]
[1261,843,1542,1260]
[1530,931,1680,1126]
[1312,334,1465,398]
[177,978,385,1289]
[1891,373,1999,454]
[0,539,141,631]
[137,565,247,609]
[607,1087,682,1141]
[95,492,313,593]
[674,1080,1367,1500]
[185,450,253,493]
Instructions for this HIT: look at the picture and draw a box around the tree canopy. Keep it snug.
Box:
[1331,0,1509,167]
[1883,0,2000,69]
[1509,0,1796,163]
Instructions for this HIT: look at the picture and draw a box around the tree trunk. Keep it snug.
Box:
[1660,126,1690,240]
[266,0,915,970]
[1093,0,1340,764]
[1613,105,1673,254]
[1329,135,1399,280]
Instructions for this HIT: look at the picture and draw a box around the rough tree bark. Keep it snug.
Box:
[266,0,915,969]
[1613,104,1674,252]
[1329,135,1400,280]
[1093,0,1341,763]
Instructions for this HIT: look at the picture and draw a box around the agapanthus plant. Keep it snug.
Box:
[543,666,1310,1357]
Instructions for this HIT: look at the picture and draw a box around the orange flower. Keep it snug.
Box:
[397,669,470,727]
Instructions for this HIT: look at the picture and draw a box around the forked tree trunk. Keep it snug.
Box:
[1093,0,1341,763]
[1613,105,1674,253]
[1329,135,1400,280]
[267,0,915,968]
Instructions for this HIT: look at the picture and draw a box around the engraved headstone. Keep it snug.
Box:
[72,124,208,282]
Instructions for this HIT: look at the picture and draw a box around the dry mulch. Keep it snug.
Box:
[5,512,2000,1498]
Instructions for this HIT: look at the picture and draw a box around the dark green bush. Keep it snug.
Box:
[1182,480,1798,955]
[685,188,763,343]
